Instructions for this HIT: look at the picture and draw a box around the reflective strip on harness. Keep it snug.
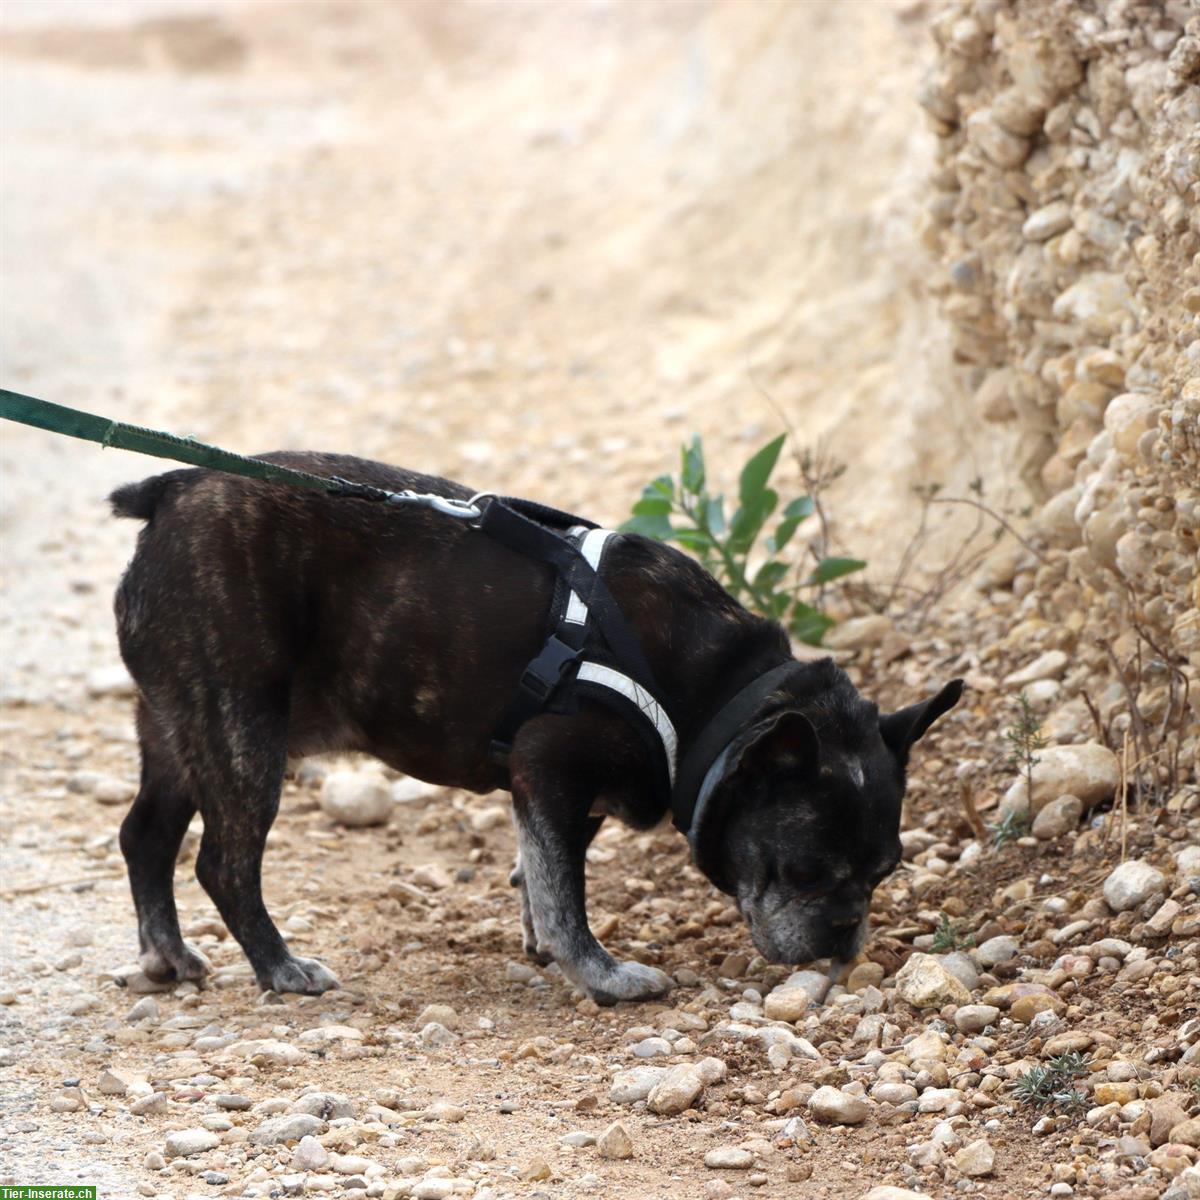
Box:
[577,661,679,785]
[563,529,618,626]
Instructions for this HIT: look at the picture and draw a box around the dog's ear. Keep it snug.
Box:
[729,709,821,778]
[879,679,963,762]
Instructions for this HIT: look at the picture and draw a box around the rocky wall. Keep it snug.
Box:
[920,0,1200,783]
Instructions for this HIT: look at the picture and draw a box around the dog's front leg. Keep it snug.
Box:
[511,788,673,1006]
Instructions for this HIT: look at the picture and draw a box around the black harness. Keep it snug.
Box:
[478,495,803,878]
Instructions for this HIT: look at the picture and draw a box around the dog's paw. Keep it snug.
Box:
[139,941,210,984]
[260,955,340,996]
[588,961,674,1006]
[523,935,554,967]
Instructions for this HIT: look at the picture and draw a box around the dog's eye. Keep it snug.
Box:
[785,866,825,894]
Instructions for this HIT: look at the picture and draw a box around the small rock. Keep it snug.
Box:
[97,1069,133,1096]
[975,936,1019,968]
[1033,795,1083,840]
[521,1158,552,1182]
[1001,743,1119,817]
[823,615,893,651]
[596,1122,633,1160]
[807,1086,871,1126]
[763,989,810,1022]
[126,996,159,1023]
[704,1147,754,1170]
[561,1131,596,1148]
[1004,650,1068,687]
[1103,860,1167,913]
[647,1064,705,1116]
[954,1138,995,1177]
[1149,1096,1192,1147]
[1093,1082,1138,1106]
[1022,201,1072,241]
[1011,992,1065,1023]
[416,1004,459,1030]
[953,1004,999,1034]
[248,1113,324,1145]
[292,1136,329,1171]
[91,776,137,806]
[319,771,392,827]
[610,1066,668,1104]
[895,953,971,1009]
[165,1129,220,1158]
[86,666,135,697]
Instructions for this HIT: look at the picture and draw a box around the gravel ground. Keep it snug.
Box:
[1,4,1197,1200]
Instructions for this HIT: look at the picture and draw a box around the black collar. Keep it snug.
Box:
[671,660,807,839]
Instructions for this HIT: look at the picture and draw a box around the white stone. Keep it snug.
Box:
[319,771,392,827]
[292,1136,329,1171]
[86,666,135,698]
[894,953,971,1009]
[1023,201,1072,241]
[1103,860,1167,913]
[807,1085,871,1125]
[954,1138,995,1177]
[975,936,1019,968]
[1004,650,1068,687]
[704,1147,754,1169]
[1105,393,1161,457]
[165,1129,220,1158]
[1033,794,1082,840]
[596,1122,633,1159]
[953,1005,999,1034]
[610,1065,668,1104]
[1000,743,1119,817]
[647,1064,705,1115]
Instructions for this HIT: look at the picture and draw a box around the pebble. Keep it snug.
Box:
[631,1036,672,1058]
[293,1137,330,1170]
[561,1131,596,1147]
[610,1065,668,1104]
[126,996,159,1023]
[319,770,392,827]
[975,935,1019,967]
[1103,860,1167,912]
[416,1004,459,1030]
[1033,794,1083,839]
[953,1138,995,1177]
[807,1086,871,1125]
[248,1113,324,1145]
[647,1063,705,1115]
[953,1004,1000,1033]
[164,1129,220,1158]
[596,1122,633,1160]
[704,1147,754,1170]
[894,953,971,1008]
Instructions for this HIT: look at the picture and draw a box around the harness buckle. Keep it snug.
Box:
[520,634,581,701]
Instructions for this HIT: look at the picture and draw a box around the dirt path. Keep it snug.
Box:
[2,4,1197,1200]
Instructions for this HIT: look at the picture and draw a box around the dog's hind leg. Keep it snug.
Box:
[119,701,209,984]
[190,686,339,996]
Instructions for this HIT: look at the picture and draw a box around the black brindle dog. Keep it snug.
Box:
[111,454,961,1004]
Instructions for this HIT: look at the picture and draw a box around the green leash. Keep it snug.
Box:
[0,388,483,518]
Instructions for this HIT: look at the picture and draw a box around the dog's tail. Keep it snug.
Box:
[109,475,176,521]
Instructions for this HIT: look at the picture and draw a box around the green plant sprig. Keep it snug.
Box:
[621,434,866,645]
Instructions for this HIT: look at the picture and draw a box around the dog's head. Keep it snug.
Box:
[692,663,962,965]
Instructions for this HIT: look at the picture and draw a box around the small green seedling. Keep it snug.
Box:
[930,912,974,954]
[1013,1053,1091,1114]
[990,808,1032,848]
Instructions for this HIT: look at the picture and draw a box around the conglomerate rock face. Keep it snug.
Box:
[920,0,1199,782]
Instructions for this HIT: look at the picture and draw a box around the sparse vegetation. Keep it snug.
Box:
[623,433,865,644]
[930,912,974,954]
[1013,1054,1091,1114]
[990,808,1031,849]
[1004,691,1047,805]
